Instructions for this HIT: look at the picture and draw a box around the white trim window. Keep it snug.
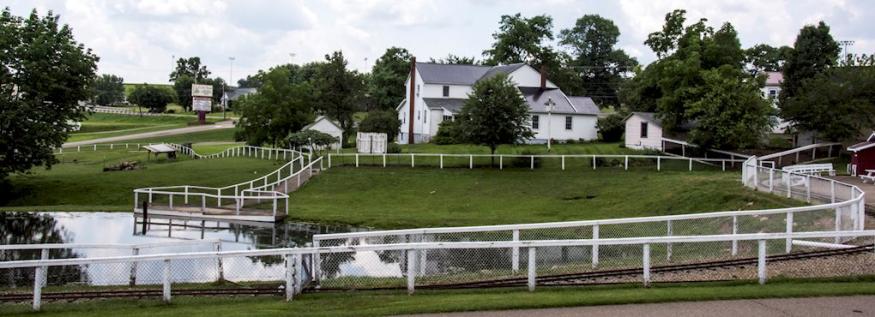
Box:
[442,85,450,97]
[531,115,540,130]
[565,116,572,130]
[641,122,648,138]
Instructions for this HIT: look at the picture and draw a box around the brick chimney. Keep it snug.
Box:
[408,57,416,144]
[539,65,547,91]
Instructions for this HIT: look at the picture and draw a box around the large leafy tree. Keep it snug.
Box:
[779,22,840,121]
[428,54,479,65]
[483,13,555,66]
[128,84,175,113]
[0,9,98,180]
[368,47,412,111]
[621,10,772,149]
[559,14,638,105]
[92,74,125,106]
[311,51,364,146]
[358,110,402,142]
[744,44,792,72]
[169,56,212,111]
[235,67,314,146]
[456,73,533,156]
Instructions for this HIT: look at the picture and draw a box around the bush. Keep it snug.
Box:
[511,150,542,168]
[286,130,338,150]
[128,84,175,113]
[165,109,176,114]
[597,112,626,142]
[432,120,462,145]
[387,143,402,153]
[358,110,401,142]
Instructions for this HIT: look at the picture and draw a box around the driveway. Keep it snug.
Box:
[63,120,235,148]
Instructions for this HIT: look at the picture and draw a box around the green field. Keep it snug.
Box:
[5,278,875,317]
[67,113,221,142]
[0,149,284,211]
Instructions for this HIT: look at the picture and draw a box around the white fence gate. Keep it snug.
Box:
[357,132,387,154]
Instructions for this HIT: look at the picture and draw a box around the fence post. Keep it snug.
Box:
[470,155,473,169]
[642,244,651,287]
[731,215,738,256]
[313,240,321,283]
[786,175,792,198]
[806,176,811,203]
[32,266,44,311]
[440,154,444,169]
[355,154,359,167]
[785,212,793,253]
[830,180,836,203]
[561,155,565,171]
[657,157,661,171]
[512,229,520,272]
[285,253,296,301]
[163,259,172,303]
[215,242,224,281]
[835,208,842,243]
[411,153,415,168]
[592,156,596,170]
[328,154,332,168]
[722,160,726,171]
[757,240,767,285]
[129,247,139,286]
[407,250,417,295]
[527,247,537,292]
[768,170,774,193]
[666,220,672,262]
[624,156,628,170]
[499,155,503,170]
[383,154,387,168]
[688,158,692,171]
[592,224,599,268]
[530,156,534,170]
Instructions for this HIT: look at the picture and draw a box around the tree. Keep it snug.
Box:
[483,13,555,66]
[744,44,792,72]
[368,47,412,111]
[169,57,210,82]
[311,51,364,146]
[455,73,533,157]
[235,67,313,146]
[286,130,338,151]
[781,64,875,141]
[128,84,175,113]
[172,74,195,111]
[428,54,479,65]
[0,9,98,181]
[358,110,402,142]
[596,112,626,142]
[779,21,840,112]
[92,74,125,106]
[559,14,638,106]
[644,9,687,59]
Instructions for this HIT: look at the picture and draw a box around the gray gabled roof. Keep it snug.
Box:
[567,96,600,115]
[480,63,527,81]
[423,98,466,113]
[416,63,491,85]
[627,112,662,127]
[518,87,599,116]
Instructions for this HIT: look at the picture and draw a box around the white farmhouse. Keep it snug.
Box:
[396,60,600,144]
[624,112,664,151]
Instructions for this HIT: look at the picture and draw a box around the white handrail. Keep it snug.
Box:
[0,239,221,251]
[760,142,842,161]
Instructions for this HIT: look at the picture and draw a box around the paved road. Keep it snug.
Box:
[63,120,235,148]
[402,296,875,317]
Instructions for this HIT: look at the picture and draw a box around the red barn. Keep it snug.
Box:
[848,132,875,176]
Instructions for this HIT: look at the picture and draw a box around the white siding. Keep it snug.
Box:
[508,66,558,88]
[304,118,343,149]
[624,114,663,150]
[423,84,472,98]
[531,113,597,142]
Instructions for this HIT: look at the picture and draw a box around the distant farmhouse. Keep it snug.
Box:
[396,61,600,144]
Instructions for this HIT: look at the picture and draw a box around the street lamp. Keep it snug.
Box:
[544,97,556,151]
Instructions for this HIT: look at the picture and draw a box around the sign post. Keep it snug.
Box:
[191,84,213,125]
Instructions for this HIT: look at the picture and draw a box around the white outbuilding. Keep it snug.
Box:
[302,116,343,150]
[624,112,664,151]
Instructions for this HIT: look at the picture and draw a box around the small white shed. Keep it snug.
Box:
[357,132,388,154]
[303,116,343,150]
[624,112,664,151]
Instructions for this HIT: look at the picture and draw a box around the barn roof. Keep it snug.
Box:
[848,132,875,152]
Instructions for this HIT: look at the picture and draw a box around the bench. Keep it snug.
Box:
[861,169,875,183]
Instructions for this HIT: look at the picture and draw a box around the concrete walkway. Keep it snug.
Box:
[63,120,235,148]
[403,296,875,317]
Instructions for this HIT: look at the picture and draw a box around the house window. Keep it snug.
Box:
[443,85,450,97]
[424,110,427,123]
[641,122,648,138]
[416,85,420,97]
[417,111,420,120]
[769,89,777,98]
[565,116,572,130]
[443,115,454,122]
[531,115,539,129]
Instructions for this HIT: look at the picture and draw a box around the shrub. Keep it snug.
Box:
[358,110,401,142]
[387,143,402,153]
[165,109,176,114]
[128,84,175,113]
[597,112,626,142]
[432,120,462,145]
[286,130,338,150]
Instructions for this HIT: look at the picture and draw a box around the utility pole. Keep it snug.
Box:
[226,56,234,119]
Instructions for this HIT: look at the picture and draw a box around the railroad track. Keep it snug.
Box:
[2,245,870,301]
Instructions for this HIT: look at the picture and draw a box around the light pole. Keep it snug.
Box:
[289,53,296,65]
[225,57,234,119]
[544,97,556,151]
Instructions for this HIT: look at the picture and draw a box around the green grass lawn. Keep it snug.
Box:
[68,113,220,143]
[0,148,285,211]
[285,167,798,229]
[104,128,240,146]
[6,278,875,317]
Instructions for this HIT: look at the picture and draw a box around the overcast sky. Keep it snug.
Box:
[5,0,874,84]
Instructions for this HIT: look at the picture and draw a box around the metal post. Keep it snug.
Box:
[215,243,224,281]
[285,253,295,301]
[592,224,599,268]
[757,240,767,285]
[643,244,651,287]
[512,229,520,272]
[666,220,672,262]
[527,247,536,292]
[731,215,738,256]
[407,250,416,295]
[33,266,44,311]
[785,212,793,253]
[129,247,139,286]
[163,259,172,303]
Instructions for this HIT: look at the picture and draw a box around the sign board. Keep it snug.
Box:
[191,84,213,97]
[192,97,212,112]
